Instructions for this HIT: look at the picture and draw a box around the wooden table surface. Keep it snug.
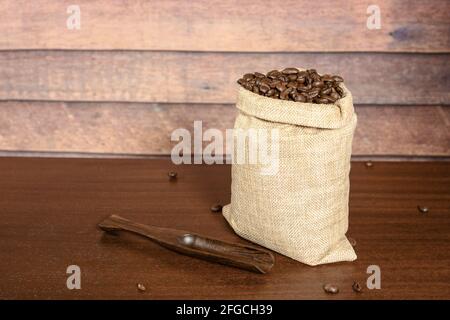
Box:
[0,157,449,300]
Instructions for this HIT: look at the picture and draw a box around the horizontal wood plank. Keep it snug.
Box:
[0,158,449,299]
[1,0,449,52]
[1,51,449,104]
[0,102,448,156]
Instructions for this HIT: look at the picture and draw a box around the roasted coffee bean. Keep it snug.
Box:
[278,75,288,82]
[243,73,255,81]
[280,87,294,100]
[330,92,341,100]
[322,95,337,103]
[275,82,286,91]
[352,281,362,293]
[294,94,307,102]
[323,284,339,294]
[365,161,373,168]
[168,171,178,180]
[335,86,344,96]
[296,85,308,92]
[417,205,429,214]
[287,81,298,88]
[312,80,325,88]
[259,84,270,93]
[348,237,357,247]
[282,67,299,75]
[267,70,281,79]
[316,97,330,104]
[211,204,223,213]
[137,283,146,292]
[237,68,345,103]
[320,87,332,95]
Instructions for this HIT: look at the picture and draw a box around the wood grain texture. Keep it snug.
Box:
[0,158,448,299]
[1,51,449,104]
[1,0,449,52]
[0,102,449,156]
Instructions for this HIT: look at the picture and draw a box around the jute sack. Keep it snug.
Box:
[223,83,357,266]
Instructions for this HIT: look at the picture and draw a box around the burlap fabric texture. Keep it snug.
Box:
[223,82,357,266]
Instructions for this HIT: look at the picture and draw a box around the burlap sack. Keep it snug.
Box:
[223,82,357,266]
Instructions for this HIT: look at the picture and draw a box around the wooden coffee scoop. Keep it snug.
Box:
[98,215,275,274]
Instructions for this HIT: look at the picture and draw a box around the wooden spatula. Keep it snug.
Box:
[98,214,275,274]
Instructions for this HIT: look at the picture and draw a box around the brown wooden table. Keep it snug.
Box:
[0,157,449,299]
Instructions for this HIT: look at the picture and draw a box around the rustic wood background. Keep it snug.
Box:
[0,0,449,157]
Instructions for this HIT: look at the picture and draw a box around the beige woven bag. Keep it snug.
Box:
[223,83,357,266]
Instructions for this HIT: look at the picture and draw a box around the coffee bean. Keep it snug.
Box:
[211,204,223,213]
[267,70,281,79]
[297,84,311,92]
[237,68,345,103]
[243,73,255,81]
[259,84,270,93]
[316,97,329,104]
[348,237,357,247]
[322,95,337,103]
[287,81,298,88]
[417,205,429,214]
[168,171,177,180]
[323,284,339,294]
[275,83,287,92]
[282,67,299,75]
[352,281,362,293]
[280,87,294,100]
[335,86,344,96]
[320,87,332,95]
[137,283,146,292]
[330,92,340,100]
[312,81,325,88]
[294,94,307,102]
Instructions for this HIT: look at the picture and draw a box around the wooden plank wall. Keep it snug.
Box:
[0,0,449,157]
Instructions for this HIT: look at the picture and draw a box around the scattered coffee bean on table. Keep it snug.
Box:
[237,68,345,104]
[365,161,374,168]
[168,171,178,181]
[211,204,223,213]
[323,283,339,294]
[137,283,146,292]
[417,205,429,214]
[352,281,362,293]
